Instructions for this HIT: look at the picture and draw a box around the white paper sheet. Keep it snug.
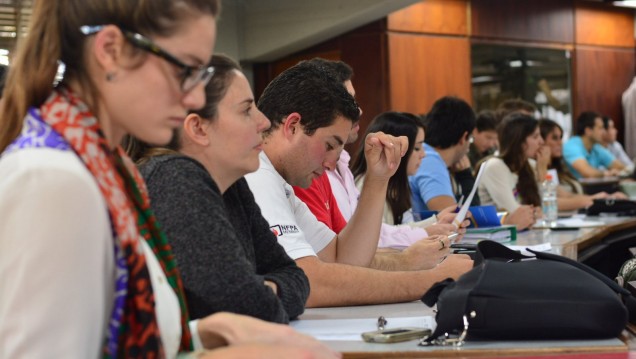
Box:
[554,217,605,227]
[507,242,552,255]
[290,316,435,341]
[454,161,488,228]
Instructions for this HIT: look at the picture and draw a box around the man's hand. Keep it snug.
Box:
[436,205,470,240]
[401,235,452,270]
[436,254,474,280]
[603,168,622,177]
[364,131,409,180]
[424,223,455,236]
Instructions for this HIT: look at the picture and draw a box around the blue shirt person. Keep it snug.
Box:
[563,136,615,179]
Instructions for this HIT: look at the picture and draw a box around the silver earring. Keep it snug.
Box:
[105,72,115,81]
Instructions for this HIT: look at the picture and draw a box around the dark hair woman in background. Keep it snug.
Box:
[477,113,542,229]
[351,111,425,225]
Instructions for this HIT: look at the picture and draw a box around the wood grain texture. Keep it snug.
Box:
[388,33,472,115]
[471,0,575,44]
[387,0,468,36]
[575,1,635,48]
[573,47,635,144]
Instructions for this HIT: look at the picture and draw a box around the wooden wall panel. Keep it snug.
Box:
[575,1,635,48]
[573,47,635,143]
[388,33,472,115]
[471,0,574,44]
[387,0,468,36]
[253,50,340,102]
[338,31,389,152]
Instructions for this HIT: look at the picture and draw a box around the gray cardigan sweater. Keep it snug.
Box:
[140,154,309,323]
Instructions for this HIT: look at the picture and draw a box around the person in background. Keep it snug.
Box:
[410,96,477,212]
[351,111,426,225]
[0,1,337,358]
[293,58,463,251]
[246,61,472,307]
[468,110,499,168]
[539,118,625,210]
[601,115,634,169]
[128,55,310,324]
[563,111,625,179]
[477,113,542,230]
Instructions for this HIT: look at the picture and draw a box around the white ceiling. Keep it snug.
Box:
[217,0,420,62]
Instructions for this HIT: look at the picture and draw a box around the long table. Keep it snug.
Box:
[292,216,636,358]
[516,215,636,277]
[294,301,630,358]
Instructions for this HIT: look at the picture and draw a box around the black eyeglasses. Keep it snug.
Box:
[79,25,214,93]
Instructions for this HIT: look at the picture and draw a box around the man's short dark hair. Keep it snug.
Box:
[301,58,353,84]
[602,115,612,130]
[576,111,601,136]
[258,62,360,136]
[475,110,498,132]
[424,96,476,149]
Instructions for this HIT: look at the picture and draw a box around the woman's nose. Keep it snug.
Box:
[182,82,206,110]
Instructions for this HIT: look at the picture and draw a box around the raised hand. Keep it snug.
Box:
[363,131,408,181]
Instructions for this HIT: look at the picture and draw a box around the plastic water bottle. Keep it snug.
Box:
[541,174,558,227]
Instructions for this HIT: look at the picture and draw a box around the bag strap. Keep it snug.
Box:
[475,240,531,265]
[421,278,453,307]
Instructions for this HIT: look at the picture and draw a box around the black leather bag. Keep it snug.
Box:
[421,241,636,342]
[586,198,636,216]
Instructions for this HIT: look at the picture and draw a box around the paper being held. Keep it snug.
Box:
[454,161,488,228]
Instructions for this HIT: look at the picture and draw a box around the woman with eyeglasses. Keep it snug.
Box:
[0,1,337,358]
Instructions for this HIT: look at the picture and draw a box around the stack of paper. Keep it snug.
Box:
[462,224,516,243]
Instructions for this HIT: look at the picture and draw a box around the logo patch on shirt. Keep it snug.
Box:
[270,224,300,237]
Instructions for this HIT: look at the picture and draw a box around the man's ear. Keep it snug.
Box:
[90,25,126,79]
[282,113,302,139]
[458,131,469,145]
[183,113,210,146]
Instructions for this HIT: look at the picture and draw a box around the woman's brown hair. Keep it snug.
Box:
[0,0,220,152]
[498,113,541,206]
[351,111,423,225]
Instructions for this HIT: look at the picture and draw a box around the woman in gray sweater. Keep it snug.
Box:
[130,55,309,323]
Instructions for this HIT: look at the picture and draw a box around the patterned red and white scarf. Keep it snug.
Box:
[10,87,193,357]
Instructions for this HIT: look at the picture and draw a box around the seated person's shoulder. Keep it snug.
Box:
[140,154,207,178]
[1,149,96,190]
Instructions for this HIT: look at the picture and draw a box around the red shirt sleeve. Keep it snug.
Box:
[293,173,347,233]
